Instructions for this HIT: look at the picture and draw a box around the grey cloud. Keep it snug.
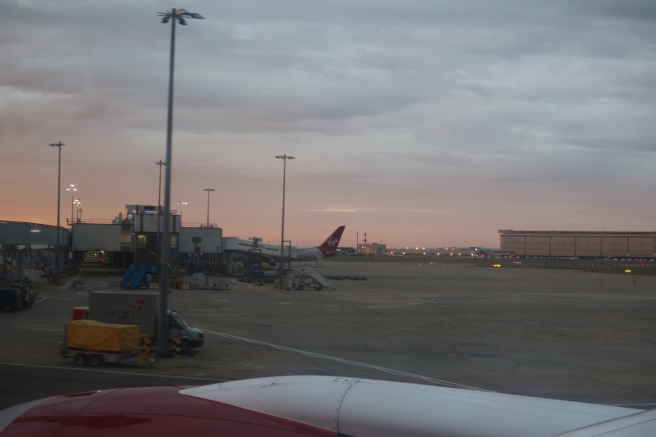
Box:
[604,0,656,22]
[2,0,656,246]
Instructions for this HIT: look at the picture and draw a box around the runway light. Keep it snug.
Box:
[625,269,631,273]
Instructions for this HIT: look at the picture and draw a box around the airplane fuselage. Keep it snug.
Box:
[229,226,345,262]
[232,240,327,261]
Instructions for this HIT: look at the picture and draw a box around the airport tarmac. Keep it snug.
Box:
[1,260,654,406]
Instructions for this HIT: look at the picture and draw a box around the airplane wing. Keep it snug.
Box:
[180,376,646,437]
[1,375,653,437]
[551,409,656,437]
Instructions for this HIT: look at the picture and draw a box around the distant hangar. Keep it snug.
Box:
[499,229,656,259]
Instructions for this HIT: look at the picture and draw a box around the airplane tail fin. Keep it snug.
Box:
[316,226,346,256]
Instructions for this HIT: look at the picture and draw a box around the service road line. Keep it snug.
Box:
[203,329,491,392]
[0,362,224,382]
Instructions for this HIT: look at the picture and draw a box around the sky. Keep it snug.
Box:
[2,0,656,249]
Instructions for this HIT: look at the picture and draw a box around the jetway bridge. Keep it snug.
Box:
[0,221,70,284]
[1,214,224,281]
[0,221,68,247]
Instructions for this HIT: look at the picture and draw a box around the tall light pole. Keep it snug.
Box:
[204,188,215,227]
[49,142,64,284]
[156,160,166,280]
[66,184,77,226]
[157,8,204,358]
[276,154,295,289]
[156,161,166,214]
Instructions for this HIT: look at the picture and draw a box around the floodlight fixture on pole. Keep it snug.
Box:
[66,184,77,226]
[156,7,204,358]
[49,142,65,284]
[276,154,295,289]
[158,8,204,25]
[204,188,215,227]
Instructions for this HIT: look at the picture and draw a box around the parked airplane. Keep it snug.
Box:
[1,375,653,436]
[230,226,345,266]
[293,226,345,264]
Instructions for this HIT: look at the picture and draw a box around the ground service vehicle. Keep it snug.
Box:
[0,288,22,312]
[11,284,34,308]
[88,291,203,348]
[289,266,335,291]
[120,263,156,289]
[60,319,152,367]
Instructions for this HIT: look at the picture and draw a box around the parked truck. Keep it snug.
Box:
[87,291,204,349]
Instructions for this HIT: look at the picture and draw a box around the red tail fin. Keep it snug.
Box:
[316,226,346,256]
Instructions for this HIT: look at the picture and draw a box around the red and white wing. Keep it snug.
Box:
[1,375,652,437]
[181,376,644,437]
[0,386,333,437]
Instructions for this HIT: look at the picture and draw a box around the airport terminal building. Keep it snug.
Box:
[0,205,224,281]
[499,229,656,259]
